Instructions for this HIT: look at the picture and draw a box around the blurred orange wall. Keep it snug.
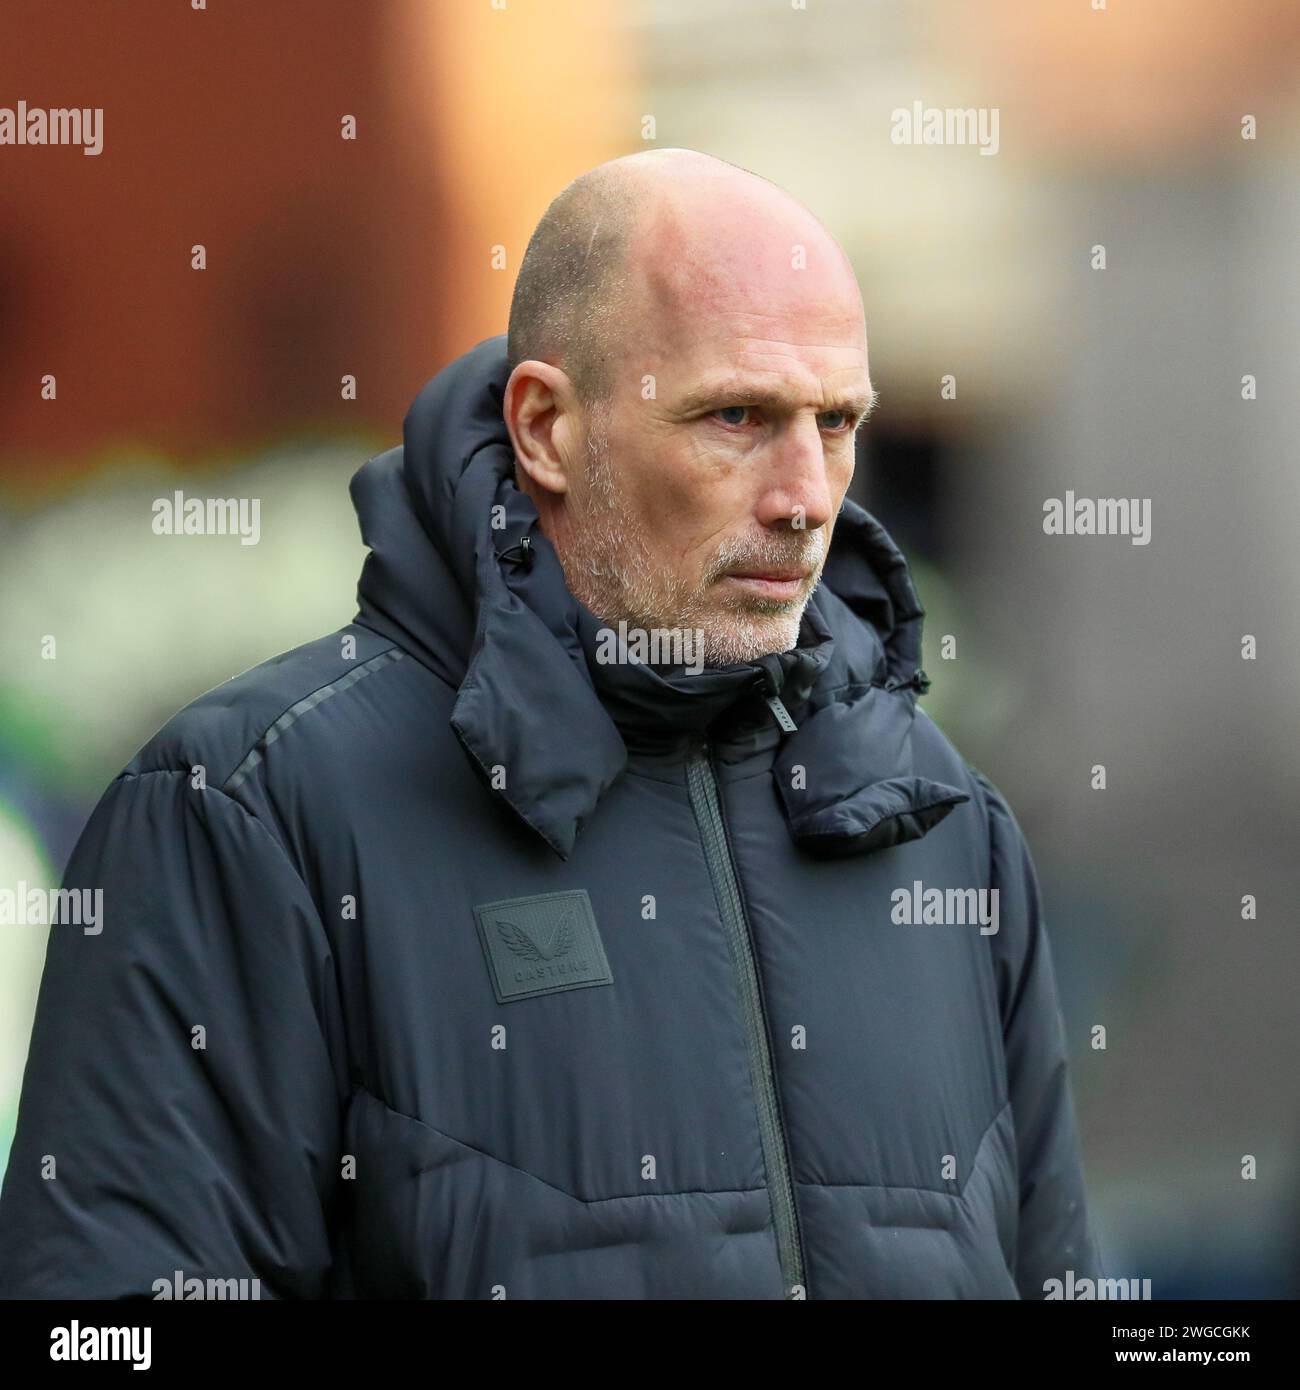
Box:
[0,0,637,490]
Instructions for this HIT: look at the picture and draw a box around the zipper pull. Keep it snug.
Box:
[755,656,798,733]
[763,693,798,733]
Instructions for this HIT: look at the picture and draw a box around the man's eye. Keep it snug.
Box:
[819,410,850,431]
[714,405,751,427]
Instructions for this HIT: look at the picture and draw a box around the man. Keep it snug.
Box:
[0,149,1103,1299]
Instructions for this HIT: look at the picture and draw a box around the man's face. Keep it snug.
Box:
[557,205,873,668]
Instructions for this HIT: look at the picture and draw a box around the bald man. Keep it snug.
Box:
[0,150,1104,1301]
[506,149,873,669]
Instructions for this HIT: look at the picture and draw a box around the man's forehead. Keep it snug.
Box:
[638,246,861,330]
[640,295,870,411]
[615,182,869,404]
[630,258,867,374]
[630,181,860,308]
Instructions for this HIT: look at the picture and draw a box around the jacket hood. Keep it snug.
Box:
[350,334,967,859]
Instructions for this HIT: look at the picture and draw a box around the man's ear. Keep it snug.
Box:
[504,361,581,498]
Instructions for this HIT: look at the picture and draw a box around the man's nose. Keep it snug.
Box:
[754,415,836,532]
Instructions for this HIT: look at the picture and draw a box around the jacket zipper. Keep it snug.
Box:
[685,735,808,1299]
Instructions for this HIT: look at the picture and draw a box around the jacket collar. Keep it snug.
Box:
[352,334,968,860]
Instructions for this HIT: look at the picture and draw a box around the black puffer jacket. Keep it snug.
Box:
[0,335,1103,1299]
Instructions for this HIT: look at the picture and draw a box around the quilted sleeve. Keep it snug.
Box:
[0,769,349,1298]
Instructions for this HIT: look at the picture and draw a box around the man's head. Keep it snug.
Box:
[504,148,875,667]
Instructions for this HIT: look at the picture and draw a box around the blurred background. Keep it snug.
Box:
[2,0,1297,1298]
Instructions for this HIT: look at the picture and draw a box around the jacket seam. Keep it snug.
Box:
[351,617,460,696]
[111,767,324,918]
[221,645,404,794]
[794,1099,1013,1199]
[104,766,351,1099]
[797,791,971,846]
[352,1082,768,1208]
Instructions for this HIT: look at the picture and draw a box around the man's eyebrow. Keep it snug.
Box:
[675,377,879,420]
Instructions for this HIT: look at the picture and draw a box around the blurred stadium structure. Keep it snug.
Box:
[2,0,1298,1297]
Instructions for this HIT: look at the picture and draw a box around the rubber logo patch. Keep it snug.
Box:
[474,889,613,1003]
